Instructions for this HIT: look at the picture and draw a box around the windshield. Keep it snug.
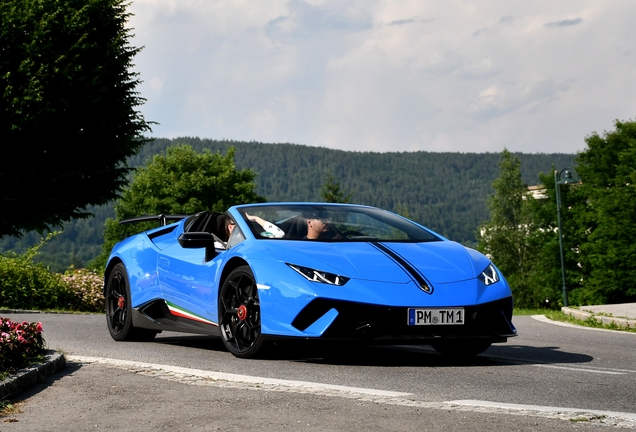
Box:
[236,204,442,242]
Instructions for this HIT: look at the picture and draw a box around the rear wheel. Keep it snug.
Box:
[219,266,264,358]
[105,263,157,342]
[431,341,491,357]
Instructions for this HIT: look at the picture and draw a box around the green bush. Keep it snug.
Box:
[0,234,75,310]
[0,318,46,371]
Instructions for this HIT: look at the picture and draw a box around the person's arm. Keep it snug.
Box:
[246,214,285,238]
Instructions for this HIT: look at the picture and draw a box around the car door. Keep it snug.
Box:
[157,231,225,325]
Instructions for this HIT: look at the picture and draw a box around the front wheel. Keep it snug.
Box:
[219,266,264,358]
[105,263,157,342]
[431,341,491,357]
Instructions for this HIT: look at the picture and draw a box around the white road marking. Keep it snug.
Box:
[67,355,636,428]
[531,314,636,335]
[485,353,636,375]
[531,364,626,374]
[488,354,633,375]
[68,356,411,398]
[451,400,636,422]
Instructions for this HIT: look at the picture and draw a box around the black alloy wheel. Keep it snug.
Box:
[105,263,156,342]
[219,266,264,358]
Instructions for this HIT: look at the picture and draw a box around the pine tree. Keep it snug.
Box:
[320,174,353,203]
[477,149,538,307]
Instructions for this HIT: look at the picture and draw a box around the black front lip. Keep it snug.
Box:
[288,297,516,342]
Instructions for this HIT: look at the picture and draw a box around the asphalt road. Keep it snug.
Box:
[3,313,636,431]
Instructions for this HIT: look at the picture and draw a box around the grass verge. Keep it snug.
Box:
[545,310,636,333]
[0,307,100,315]
[513,308,551,316]
[514,308,636,333]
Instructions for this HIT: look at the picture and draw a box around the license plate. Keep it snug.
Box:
[408,308,464,326]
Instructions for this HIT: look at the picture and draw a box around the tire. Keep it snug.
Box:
[105,263,157,342]
[431,341,491,357]
[219,265,264,358]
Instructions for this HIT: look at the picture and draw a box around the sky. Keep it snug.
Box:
[126,0,636,154]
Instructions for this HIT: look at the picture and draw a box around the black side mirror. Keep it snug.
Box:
[178,232,217,262]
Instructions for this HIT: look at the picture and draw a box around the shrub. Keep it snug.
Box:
[0,318,46,371]
[0,234,75,310]
[62,268,104,312]
[0,254,75,310]
[0,233,105,312]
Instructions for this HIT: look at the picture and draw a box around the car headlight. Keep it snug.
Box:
[287,264,350,286]
[478,264,500,286]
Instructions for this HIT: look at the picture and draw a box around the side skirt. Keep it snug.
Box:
[131,299,221,336]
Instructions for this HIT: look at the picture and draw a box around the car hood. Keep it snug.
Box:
[261,240,476,284]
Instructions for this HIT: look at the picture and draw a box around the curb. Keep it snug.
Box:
[0,309,43,314]
[0,309,73,314]
[0,350,66,400]
[562,307,636,329]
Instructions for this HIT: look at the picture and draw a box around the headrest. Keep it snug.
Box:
[303,209,329,219]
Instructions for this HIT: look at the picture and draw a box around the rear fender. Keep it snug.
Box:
[105,235,161,307]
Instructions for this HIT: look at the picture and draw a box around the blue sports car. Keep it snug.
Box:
[104,203,516,358]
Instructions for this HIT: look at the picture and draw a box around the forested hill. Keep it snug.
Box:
[0,137,575,271]
[139,138,574,244]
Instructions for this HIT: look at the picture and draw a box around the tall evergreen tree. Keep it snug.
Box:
[0,0,150,238]
[320,174,353,203]
[477,149,538,307]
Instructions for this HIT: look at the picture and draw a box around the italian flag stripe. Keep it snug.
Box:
[166,301,217,326]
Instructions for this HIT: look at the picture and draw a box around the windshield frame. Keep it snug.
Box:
[234,203,442,243]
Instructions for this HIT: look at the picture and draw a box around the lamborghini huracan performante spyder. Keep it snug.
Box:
[104,203,516,358]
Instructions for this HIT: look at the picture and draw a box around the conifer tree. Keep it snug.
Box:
[477,149,538,306]
[320,174,353,203]
[0,0,150,238]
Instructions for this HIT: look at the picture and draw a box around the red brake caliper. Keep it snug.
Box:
[237,304,248,321]
[117,296,125,309]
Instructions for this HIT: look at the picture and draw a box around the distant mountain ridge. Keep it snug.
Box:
[0,137,576,271]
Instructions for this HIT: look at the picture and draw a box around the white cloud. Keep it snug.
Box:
[126,0,636,153]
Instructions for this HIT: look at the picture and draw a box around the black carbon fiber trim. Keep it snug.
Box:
[148,225,177,240]
[131,299,221,336]
[370,242,433,294]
